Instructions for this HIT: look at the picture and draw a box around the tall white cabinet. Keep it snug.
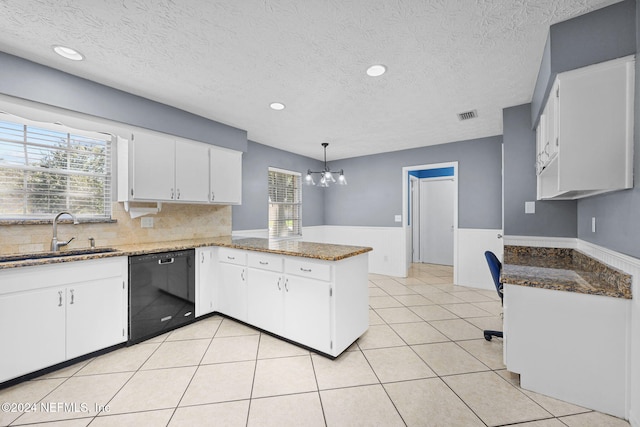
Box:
[536,55,635,200]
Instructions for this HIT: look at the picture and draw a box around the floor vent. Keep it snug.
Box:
[457,110,478,121]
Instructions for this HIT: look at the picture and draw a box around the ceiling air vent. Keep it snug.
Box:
[457,110,478,121]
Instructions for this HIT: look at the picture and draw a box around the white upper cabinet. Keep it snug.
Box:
[130,133,175,201]
[175,139,210,203]
[209,145,242,204]
[537,55,635,200]
[118,131,242,205]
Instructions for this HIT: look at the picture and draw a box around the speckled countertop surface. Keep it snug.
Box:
[501,246,632,299]
[0,236,373,270]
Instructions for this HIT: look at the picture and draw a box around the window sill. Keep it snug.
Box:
[0,218,117,226]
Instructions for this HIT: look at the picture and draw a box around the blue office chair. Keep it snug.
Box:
[483,251,503,341]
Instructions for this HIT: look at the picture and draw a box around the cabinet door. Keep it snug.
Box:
[66,277,126,360]
[131,133,175,200]
[210,146,242,204]
[0,288,66,382]
[284,275,331,353]
[196,247,216,317]
[217,263,247,321]
[175,139,210,202]
[558,58,633,192]
[247,269,283,335]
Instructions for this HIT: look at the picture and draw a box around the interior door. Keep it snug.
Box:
[419,178,454,265]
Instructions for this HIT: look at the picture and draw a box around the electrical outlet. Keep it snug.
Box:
[141,217,154,228]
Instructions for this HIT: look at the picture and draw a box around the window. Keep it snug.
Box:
[268,167,301,238]
[0,117,112,219]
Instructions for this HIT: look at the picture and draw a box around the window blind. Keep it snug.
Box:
[0,119,112,219]
[268,168,301,238]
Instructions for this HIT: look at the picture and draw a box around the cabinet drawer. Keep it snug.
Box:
[248,253,283,272]
[285,258,331,282]
[218,248,247,266]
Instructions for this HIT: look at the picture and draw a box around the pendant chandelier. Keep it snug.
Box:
[305,143,347,187]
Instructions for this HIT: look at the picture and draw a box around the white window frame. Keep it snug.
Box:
[268,167,302,239]
[0,114,113,219]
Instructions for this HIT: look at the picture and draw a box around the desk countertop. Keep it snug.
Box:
[500,246,631,299]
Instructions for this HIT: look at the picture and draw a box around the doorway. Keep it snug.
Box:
[403,162,458,280]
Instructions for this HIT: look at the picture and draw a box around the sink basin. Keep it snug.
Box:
[0,248,119,263]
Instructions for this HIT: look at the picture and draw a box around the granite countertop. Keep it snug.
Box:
[501,246,632,299]
[0,236,373,270]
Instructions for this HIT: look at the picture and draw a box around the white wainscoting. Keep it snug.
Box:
[303,225,405,277]
[456,228,504,291]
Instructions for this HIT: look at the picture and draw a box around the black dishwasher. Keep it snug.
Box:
[128,249,196,344]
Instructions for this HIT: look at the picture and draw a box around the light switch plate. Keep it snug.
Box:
[592,217,596,233]
[141,216,154,228]
[394,215,402,223]
[525,201,535,214]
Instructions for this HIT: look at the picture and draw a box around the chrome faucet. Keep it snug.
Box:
[51,211,79,252]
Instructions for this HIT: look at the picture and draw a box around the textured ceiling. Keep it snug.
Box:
[0,0,622,160]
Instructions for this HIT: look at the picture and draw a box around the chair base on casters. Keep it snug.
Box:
[483,330,503,341]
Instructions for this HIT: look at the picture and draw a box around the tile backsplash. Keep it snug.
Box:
[0,202,232,255]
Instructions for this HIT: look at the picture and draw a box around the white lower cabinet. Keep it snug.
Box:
[195,246,216,317]
[0,257,128,383]
[283,274,331,354]
[217,248,248,322]
[504,283,629,418]
[0,287,66,383]
[217,249,368,357]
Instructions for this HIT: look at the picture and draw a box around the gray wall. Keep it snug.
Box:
[233,140,324,231]
[503,104,577,237]
[322,136,503,229]
[575,0,640,259]
[531,0,636,125]
[0,52,247,151]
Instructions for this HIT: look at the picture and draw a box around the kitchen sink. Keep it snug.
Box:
[0,248,119,263]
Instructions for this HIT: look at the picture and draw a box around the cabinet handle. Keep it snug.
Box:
[227,256,235,260]
[285,278,289,292]
[241,268,245,281]
[69,289,75,305]
[277,277,282,290]
[170,188,174,199]
[201,253,204,263]
[58,290,63,307]
[177,189,181,199]
[300,267,312,273]
[211,191,215,201]
[259,261,269,265]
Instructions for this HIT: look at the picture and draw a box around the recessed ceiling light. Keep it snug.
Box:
[269,102,286,111]
[52,45,84,61]
[366,64,387,77]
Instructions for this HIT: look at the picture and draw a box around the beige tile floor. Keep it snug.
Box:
[0,263,631,427]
